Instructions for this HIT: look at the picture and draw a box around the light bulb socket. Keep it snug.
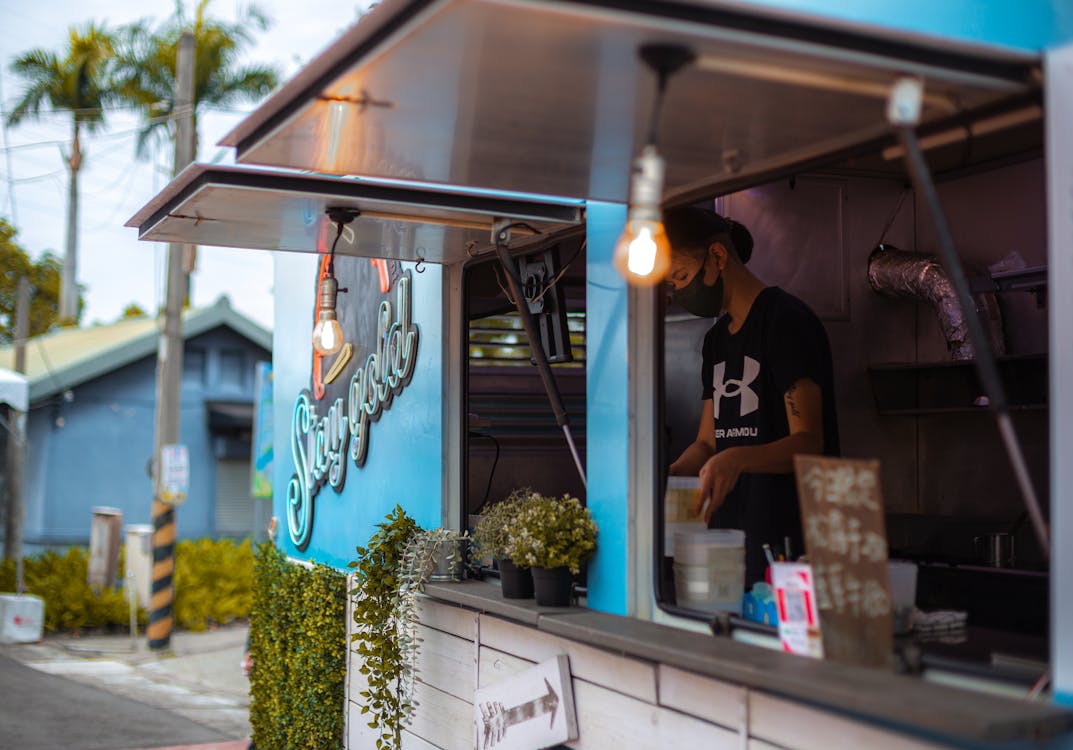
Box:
[318,275,339,314]
[629,144,665,222]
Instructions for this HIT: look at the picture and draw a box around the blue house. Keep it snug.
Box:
[0,297,272,554]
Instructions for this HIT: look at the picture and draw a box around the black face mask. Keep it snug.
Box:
[673,257,724,318]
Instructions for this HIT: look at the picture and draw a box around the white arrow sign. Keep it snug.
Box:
[475,654,578,750]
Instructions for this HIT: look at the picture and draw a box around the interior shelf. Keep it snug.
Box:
[868,353,1047,416]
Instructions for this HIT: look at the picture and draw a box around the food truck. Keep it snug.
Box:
[127,0,1073,747]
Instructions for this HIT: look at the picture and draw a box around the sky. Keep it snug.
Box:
[0,0,375,331]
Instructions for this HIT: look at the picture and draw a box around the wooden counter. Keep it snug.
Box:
[411,579,1073,748]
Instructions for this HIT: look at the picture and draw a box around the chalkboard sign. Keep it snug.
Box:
[794,456,893,669]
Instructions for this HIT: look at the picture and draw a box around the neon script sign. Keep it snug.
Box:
[287,273,419,550]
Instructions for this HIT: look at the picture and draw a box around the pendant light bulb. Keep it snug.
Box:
[312,275,344,356]
[613,145,671,287]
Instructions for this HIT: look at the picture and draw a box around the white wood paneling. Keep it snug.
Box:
[749,740,788,750]
[567,679,738,749]
[658,664,746,730]
[749,693,945,750]
[418,597,478,640]
[416,624,476,700]
[409,680,474,750]
[348,700,447,750]
[479,646,534,688]
[478,614,658,703]
[403,729,445,750]
[478,647,739,750]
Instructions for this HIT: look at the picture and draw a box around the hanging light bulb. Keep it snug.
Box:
[312,275,344,355]
[613,144,671,286]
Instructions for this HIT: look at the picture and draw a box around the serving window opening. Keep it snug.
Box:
[462,236,588,558]
[656,146,1051,695]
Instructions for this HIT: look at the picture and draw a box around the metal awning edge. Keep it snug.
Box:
[219,0,1041,167]
[218,0,441,152]
[126,164,585,242]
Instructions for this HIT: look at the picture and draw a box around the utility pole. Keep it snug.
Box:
[148,31,195,651]
[3,277,30,591]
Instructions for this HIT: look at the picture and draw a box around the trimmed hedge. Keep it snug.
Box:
[249,543,347,750]
[173,538,255,631]
[0,538,254,632]
[0,548,131,631]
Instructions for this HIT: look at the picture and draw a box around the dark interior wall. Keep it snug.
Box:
[663,159,1048,567]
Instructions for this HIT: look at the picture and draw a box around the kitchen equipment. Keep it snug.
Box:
[974,532,1015,568]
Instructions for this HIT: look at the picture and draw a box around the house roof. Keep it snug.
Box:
[0,296,272,404]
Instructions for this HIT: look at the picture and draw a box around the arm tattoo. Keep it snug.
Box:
[786,383,801,418]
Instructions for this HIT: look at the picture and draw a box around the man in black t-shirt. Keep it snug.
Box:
[666,207,840,586]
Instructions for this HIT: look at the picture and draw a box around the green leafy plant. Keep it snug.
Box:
[349,506,420,750]
[249,543,346,750]
[172,538,254,631]
[471,487,538,560]
[350,508,467,750]
[503,493,598,574]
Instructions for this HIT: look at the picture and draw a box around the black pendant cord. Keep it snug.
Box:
[895,125,1050,559]
[493,236,587,490]
[645,70,669,147]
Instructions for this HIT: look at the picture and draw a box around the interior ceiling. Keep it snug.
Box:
[125,165,584,263]
[222,0,1040,205]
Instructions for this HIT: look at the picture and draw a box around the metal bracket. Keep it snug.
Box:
[491,218,512,247]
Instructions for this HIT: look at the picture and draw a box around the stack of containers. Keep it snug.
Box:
[673,528,746,614]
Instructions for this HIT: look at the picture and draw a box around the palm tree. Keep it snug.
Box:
[7,23,115,325]
[115,0,279,161]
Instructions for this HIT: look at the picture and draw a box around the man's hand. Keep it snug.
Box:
[695,448,744,523]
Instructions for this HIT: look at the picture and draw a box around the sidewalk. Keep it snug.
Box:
[0,622,253,743]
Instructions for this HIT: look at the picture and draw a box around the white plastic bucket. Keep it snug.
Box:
[673,528,746,613]
[664,521,705,558]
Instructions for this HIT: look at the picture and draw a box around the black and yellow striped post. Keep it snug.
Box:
[148,499,176,649]
[148,30,195,652]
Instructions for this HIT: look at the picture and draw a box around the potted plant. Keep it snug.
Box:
[349,507,467,749]
[503,493,597,607]
[472,488,538,599]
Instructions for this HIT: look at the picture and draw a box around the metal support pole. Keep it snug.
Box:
[149,31,195,651]
[3,277,29,590]
[492,224,586,489]
[888,78,1049,559]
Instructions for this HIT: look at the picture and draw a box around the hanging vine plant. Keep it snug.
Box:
[349,507,468,750]
[349,506,419,750]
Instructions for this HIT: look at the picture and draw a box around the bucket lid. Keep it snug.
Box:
[673,528,745,546]
[666,476,701,490]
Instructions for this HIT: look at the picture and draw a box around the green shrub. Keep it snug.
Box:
[0,537,255,633]
[173,538,255,631]
[249,543,347,750]
[0,548,131,631]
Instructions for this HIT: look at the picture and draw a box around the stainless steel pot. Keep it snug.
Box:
[974,532,1015,568]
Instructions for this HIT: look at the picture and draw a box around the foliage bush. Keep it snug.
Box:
[172,538,255,631]
[0,548,131,631]
[472,487,535,561]
[0,537,255,632]
[504,492,598,574]
[349,506,419,750]
[250,543,347,750]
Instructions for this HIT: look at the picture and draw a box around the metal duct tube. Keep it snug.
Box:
[867,245,1005,360]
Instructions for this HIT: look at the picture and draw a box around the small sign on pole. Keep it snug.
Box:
[474,654,578,750]
[159,444,189,505]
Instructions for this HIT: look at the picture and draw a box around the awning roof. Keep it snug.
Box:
[220,0,1040,204]
[126,164,584,263]
[0,368,28,412]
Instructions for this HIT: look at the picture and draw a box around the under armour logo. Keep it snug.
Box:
[713,357,760,419]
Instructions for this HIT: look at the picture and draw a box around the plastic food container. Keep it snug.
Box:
[673,528,746,614]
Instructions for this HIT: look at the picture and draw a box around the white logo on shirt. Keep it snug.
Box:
[712,357,760,419]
